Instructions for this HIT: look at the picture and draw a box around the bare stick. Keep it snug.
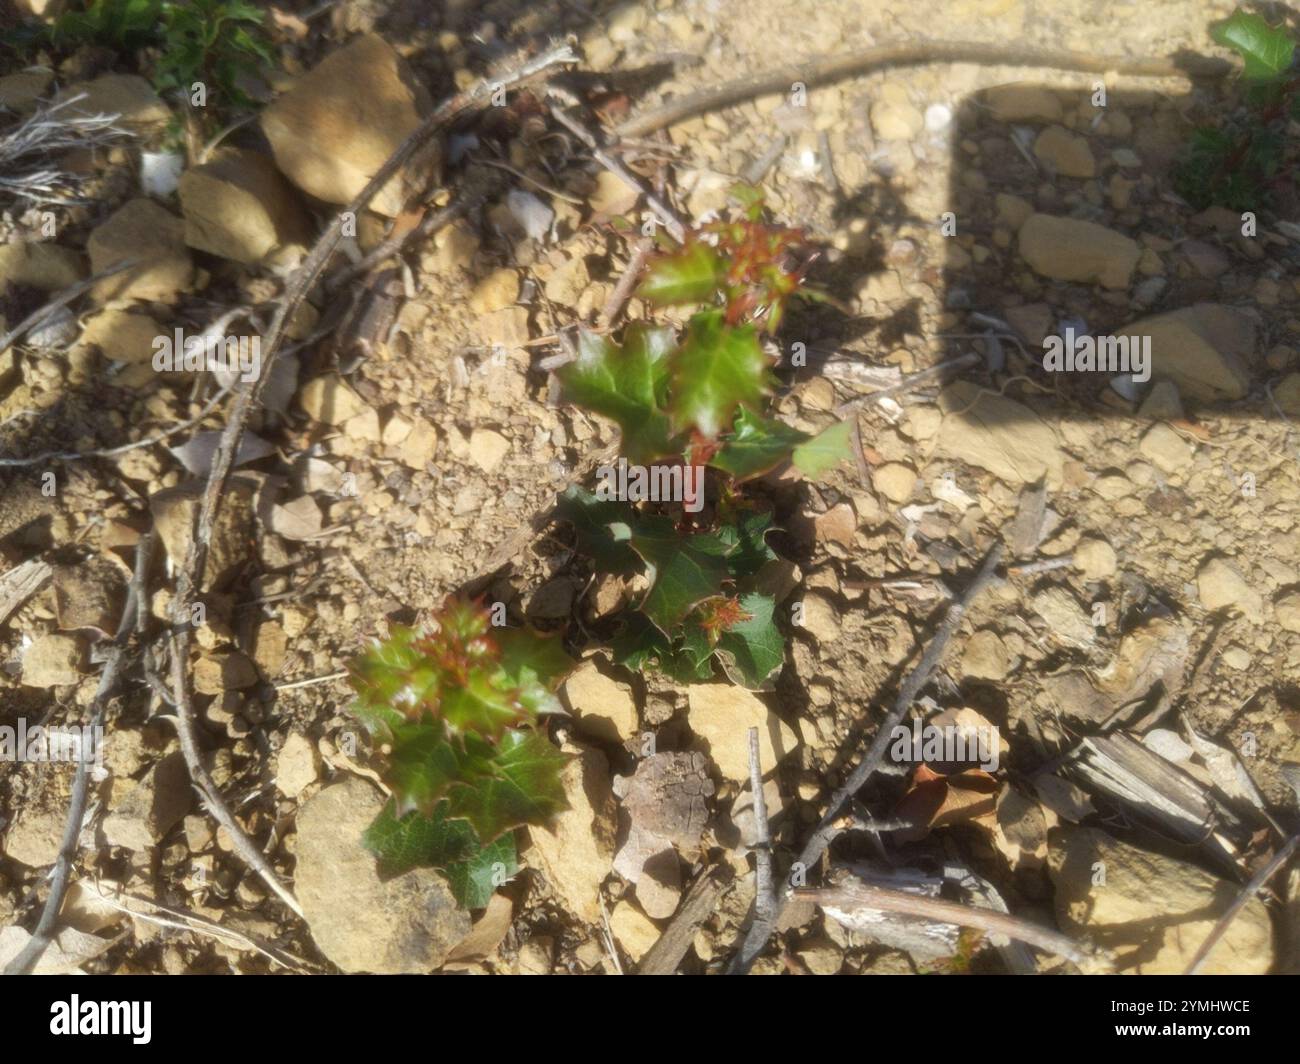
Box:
[833,352,979,416]
[549,104,686,242]
[601,235,652,327]
[637,865,735,975]
[747,727,775,929]
[727,540,1005,973]
[3,533,153,976]
[799,880,1100,968]
[615,41,1229,139]
[164,41,577,920]
[1184,835,1299,975]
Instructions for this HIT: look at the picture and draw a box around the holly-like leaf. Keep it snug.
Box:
[445,730,570,843]
[710,407,811,480]
[363,800,518,909]
[636,240,725,305]
[557,325,681,463]
[716,508,777,580]
[668,310,774,438]
[792,419,853,477]
[556,486,643,576]
[613,515,731,631]
[1212,9,1295,80]
[715,592,784,688]
[494,627,574,716]
[386,724,469,816]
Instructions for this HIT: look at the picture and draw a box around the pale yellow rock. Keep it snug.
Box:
[75,309,161,364]
[178,148,311,265]
[21,633,85,687]
[1049,826,1273,974]
[1073,537,1117,580]
[88,199,194,304]
[0,70,53,115]
[609,899,659,963]
[1139,423,1193,473]
[1018,213,1140,290]
[1033,125,1096,178]
[686,685,799,780]
[276,732,319,798]
[935,380,1065,487]
[0,242,85,292]
[983,83,1063,123]
[298,374,369,425]
[468,428,509,472]
[871,462,916,503]
[1197,557,1263,622]
[260,34,433,216]
[562,660,637,743]
[526,743,618,924]
[469,268,519,314]
[1116,304,1254,401]
[55,74,169,128]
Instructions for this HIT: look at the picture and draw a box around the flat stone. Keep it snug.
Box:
[102,751,192,851]
[1049,826,1272,973]
[55,73,170,128]
[21,633,85,687]
[295,777,471,972]
[0,242,85,292]
[74,309,161,364]
[276,732,319,798]
[0,70,53,114]
[935,380,1065,487]
[686,684,799,781]
[562,660,637,743]
[526,742,618,924]
[1018,213,1140,290]
[983,83,1062,122]
[1139,423,1194,473]
[1033,125,1096,178]
[88,199,194,304]
[1116,304,1254,402]
[298,374,369,425]
[1197,556,1263,622]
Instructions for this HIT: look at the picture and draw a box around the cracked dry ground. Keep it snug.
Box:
[2,0,1300,975]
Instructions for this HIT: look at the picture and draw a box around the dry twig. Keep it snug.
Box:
[727,541,1005,973]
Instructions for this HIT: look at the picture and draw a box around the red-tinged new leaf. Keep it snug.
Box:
[636,240,725,305]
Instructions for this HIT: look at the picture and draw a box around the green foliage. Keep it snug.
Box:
[556,191,853,689]
[1175,8,1298,211]
[347,598,573,908]
[153,0,273,112]
[3,0,272,124]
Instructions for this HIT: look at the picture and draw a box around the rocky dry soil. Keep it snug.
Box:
[2,0,1299,975]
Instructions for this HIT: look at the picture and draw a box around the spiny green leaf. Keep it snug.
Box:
[386,724,468,816]
[557,325,682,463]
[494,627,574,716]
[1212,9,1295,80]
[556,486,643,576]
[636,240,726,305]
[715,592,784,688]
[444,730,570,843]
[710,407,811,480]
[613,515,732,631]
[716,509,778,580]
[668,310,773,438]
[792,419,853,477]
[363,800,517,908]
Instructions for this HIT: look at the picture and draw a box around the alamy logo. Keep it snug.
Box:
[595,458,704,513]
[888,718,1000,772]
[0,718,103,765]
[151,328,261,382]
[50,997,151,1044]
[1042,328,1150,383]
